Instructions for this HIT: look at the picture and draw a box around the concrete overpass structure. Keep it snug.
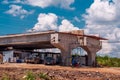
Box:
[0,30,106,66]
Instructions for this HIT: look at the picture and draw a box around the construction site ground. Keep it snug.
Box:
[0,63,120,80]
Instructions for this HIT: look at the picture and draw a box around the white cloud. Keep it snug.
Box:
[2,0,25,4]
[12,0,24,4]
[2,0,9,4]
[83,0,120,57]
[74,16,81,22]
[5,5,34,19]
[28,13,79,32]
[59,19,79,32]
[14,0,21,3]
[2,0,75,10]
[25,0,55,8]
[59,0,75,10]
[26,0,75,10]
[31,13,58,32]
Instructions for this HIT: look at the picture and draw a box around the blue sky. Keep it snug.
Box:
[0,0,93,35]
[0,0,120,57]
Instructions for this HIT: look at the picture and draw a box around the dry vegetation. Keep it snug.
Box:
[97,56,120,67]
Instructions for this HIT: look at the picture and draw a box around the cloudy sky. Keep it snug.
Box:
[0,0,120,57]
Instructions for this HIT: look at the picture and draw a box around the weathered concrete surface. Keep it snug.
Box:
[0,30,106,66]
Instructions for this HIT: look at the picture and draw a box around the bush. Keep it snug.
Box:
[38,72,51,80]
[23,71,36,80]
[1,74,10,80]
[97,56,120,67]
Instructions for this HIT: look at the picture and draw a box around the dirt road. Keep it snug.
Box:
[0,63,120,80]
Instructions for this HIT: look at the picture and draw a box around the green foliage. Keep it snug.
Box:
[1,74,10,80]
[72,54,80,57]
[97,56,120,67]
[23,71,36,80]
[38,72,51,80]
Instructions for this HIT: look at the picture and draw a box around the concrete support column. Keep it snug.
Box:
[61,50,71,66]
[0,53,3,64]
[87,52,96,66]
